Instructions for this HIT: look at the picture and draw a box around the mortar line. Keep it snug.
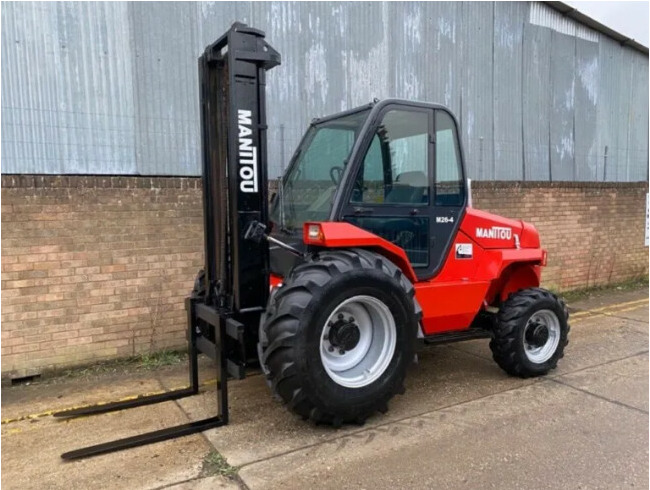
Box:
[547,377,649,415]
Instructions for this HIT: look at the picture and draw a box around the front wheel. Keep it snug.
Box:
[319,295,397,389]
[490,288,569,378]
[258,249,421,426]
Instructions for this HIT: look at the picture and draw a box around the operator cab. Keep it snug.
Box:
[270,99,467,281]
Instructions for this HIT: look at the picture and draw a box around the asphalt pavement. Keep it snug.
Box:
[1,288,648,489]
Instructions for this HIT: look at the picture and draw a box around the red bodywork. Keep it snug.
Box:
[273,208,545,337]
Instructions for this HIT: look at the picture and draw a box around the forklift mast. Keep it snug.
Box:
[199,22,280,314]
[55,23,280,460]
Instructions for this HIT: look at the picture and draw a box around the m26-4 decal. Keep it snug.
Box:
[436,216,454,224]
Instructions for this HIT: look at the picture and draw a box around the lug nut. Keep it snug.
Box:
[328,346,334,352]
[349,317,354,323]
[338,313,344,320]
[339,349,345,355]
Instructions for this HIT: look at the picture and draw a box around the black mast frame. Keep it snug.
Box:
[55,23,279,460]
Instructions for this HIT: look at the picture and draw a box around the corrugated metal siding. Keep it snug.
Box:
[573,36,599,181]
[549,23,577,181]
[460,2,494,181]
[522,17,553,181]
[2,2,137,174]
[493,2,526,180]
[1,1,647,181]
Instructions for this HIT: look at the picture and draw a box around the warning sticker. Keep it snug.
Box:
[455,243,473,259]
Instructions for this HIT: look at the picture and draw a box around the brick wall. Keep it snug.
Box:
[1,176,204,379]
[472,181,649,290]
[2,176,648,378]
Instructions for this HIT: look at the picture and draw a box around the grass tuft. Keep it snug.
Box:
[59,350,185,380]
[200,450,239,478]
[138,350,185,370]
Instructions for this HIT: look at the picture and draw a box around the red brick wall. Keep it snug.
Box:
[2,176,648,378]
[472,181,649,290]
[2,176,203,379]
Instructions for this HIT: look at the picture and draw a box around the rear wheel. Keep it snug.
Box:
[490,288,569,377]
[258,249,421,425]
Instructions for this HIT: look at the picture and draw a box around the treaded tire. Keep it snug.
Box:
[258,248,422,426]
[490,287,569,378]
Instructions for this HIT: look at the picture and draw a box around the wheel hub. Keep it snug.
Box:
[320,295,397,389]
[526,321,549,348]
[328,316,361,352]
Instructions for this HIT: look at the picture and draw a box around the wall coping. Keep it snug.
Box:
[1,175,200,189]
[472,180,649,190]
[2,174,648,190]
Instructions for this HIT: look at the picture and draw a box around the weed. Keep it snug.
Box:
[58,350,186,380]
[200,450,239,478]
[138,350,184,370]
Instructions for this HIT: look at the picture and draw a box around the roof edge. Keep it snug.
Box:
[543,1,649,55]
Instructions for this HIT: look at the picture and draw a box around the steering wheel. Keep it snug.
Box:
[329,166,344,185]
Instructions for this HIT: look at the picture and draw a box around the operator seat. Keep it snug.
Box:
[385,170,428,204]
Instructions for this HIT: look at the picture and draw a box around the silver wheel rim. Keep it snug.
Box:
[320,295,397,389]
[523,309,561,364]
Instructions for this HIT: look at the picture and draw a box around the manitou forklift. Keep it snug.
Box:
[58,23,569,459]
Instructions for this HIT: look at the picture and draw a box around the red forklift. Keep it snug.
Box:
[57,23,569,459]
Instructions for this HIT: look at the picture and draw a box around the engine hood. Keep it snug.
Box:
[461,208,533,249]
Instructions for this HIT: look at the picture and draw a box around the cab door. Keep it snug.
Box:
[339,104,466,280]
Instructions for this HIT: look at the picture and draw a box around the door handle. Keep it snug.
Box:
[353,207,373,216]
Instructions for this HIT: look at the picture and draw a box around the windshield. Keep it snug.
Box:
[270,108,370,232]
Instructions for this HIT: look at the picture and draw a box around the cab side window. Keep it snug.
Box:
[351,110,430,205]
[347,109,431,268]
[350,135,384,204]
[435,111,464,206]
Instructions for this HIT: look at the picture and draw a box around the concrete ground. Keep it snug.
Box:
[2,288,648,489]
